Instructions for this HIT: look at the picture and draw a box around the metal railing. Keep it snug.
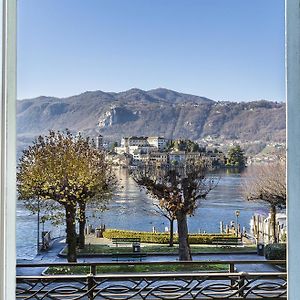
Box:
[16,260,287,299]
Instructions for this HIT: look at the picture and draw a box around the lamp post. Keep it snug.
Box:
[235,210,240,237]
[37,197,40,254]
[41,218,45,250]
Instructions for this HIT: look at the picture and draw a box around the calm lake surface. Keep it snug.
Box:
[16,166,268,259]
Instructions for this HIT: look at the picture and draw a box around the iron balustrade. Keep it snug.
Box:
[16,260,287,299]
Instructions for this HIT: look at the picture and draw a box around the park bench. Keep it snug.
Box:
[111,252,147,262]
[212,237,242,247]
[111,238,141,247]
[111,238,145,261]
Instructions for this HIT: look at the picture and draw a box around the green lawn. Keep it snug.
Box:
[73,244,256,255]
[46,263,229,275]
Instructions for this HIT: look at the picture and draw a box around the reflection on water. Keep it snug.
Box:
[16,166,268,259]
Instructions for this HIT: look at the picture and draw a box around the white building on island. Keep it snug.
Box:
[117,136,168,155]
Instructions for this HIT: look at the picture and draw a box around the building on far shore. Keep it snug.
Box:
[112,135,226,168]
[149,151,169,165]
[147,136,168,151]
[116,136,167,155]
[96,134,103,150]
[169,151,186,164]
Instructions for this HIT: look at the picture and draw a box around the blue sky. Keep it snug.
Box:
[17,0,285,102]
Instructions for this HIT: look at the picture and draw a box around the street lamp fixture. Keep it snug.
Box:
[235,210,240,237]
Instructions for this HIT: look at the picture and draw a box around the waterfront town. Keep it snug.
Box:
[108,135,226,168]
[98,134,285,168]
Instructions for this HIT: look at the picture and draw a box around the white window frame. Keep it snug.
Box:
[0,0,299,299]
[286,0,300,298]
[0,0,16,299]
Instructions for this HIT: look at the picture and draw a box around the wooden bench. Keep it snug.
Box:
[111,238,141,247]
[112,253,147,262]
[212,237,242,247]
[111,238,145,261]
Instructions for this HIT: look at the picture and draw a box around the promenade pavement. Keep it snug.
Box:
[17,237,66,275]
[16,237,281,276]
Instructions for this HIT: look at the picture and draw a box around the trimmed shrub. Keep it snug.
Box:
[265,243,286,260]
[103,229,236,244]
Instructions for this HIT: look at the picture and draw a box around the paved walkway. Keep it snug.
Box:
[17,237,66,275]
[16,237,281,276]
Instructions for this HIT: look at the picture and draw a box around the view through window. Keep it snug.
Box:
[16,1,287,299]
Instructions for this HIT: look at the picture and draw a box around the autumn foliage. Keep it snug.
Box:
[17,130,115,261]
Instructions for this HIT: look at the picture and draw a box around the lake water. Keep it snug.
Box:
[16,167,269,259]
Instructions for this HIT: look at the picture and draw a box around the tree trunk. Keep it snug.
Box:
[78,203,86,249]
[270,205,277,243]
[176,212,192,261]
[169,218,174,247]
[65,205,77,262]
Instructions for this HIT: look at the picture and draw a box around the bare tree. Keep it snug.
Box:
[145,199,176,247]
[243,162,286,243]
[132,162,218,261]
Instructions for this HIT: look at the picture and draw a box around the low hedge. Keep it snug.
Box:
[103,229,236,244]
[264,243,286,260]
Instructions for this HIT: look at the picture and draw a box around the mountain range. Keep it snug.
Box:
[17,88,286,154]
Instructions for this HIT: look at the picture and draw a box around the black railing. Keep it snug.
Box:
[16,260,287,299]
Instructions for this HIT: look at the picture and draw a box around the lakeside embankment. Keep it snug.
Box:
[16,167,268,259]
